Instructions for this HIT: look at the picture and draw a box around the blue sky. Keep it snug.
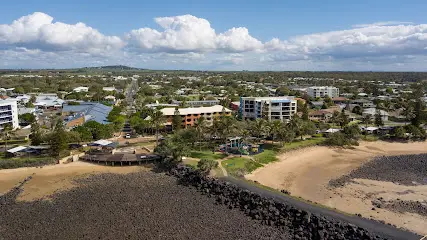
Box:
[1,0,427,70]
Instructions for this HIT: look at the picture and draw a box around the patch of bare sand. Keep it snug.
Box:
[0,161,145,202]
[246,141,427,235]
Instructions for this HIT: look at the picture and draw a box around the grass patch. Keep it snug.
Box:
[361,135,379,142]
[188,151,227,160]
[254,150,278,164]
[222,157,263,176]
[0,154,55,169]
[182,158,199,168]
[282,137,326,152]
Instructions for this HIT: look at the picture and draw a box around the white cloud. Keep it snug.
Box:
[0,12,124,53]
[127,14,262,53]
[264,23,427,62]
[2,12,427,71]
[352,21,414,28]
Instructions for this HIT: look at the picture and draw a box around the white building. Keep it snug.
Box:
[307,86,339,98]
[102,87,116,92]
[0,99,19,130]
[362,108,389,122]
[239,97,297,121]
[73,87,89,93]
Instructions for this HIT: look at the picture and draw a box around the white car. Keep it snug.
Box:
[125,134,131,139]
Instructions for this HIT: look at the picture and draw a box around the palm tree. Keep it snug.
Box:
[251,119,268,142]
[277,123,295,147]
[330,111,340,127]
[149,110,165,146]
[270,120,282,143]
[2,124,14,154]
[195,117,207,150]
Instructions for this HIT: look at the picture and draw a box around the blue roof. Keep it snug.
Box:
[63,102,112,124]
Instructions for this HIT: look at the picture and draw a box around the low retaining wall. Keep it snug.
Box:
[170,165,385,240]
[58,153,85,164]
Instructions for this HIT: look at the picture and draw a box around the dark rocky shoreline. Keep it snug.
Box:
[329,153,427,187]
[0,165,422,240]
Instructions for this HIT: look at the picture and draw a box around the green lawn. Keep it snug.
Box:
[222,157,263,176]
[282,137,326,152]
[188,151,227,160]
[254,150,278,164]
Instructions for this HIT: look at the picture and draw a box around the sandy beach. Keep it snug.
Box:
[0,161,144,202]
[246,141,427,235]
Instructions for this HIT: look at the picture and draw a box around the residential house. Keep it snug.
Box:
[351,99,375,108]
[332,97,348,105]
[310,101,324,109]
[362,108,389,122]
[308,110,333,122]
[73,87,89,93]
[34,94,64,109]
[102,87,116,92]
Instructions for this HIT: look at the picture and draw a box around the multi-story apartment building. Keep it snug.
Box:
[0,99,19,130]
[307,86,339,98]
[171,100,220,107]
[159,105,232,128]
[239,97,297,121]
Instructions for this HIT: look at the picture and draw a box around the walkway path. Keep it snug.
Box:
[216,159,228,177]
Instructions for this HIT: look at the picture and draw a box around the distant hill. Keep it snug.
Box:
[82,65,144,70]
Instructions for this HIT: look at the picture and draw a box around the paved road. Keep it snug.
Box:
[222,177,421,240]
[125,78,139,108]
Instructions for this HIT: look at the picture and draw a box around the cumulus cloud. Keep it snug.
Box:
[2,12,427,70]
[0,12,124,53]
[127,14,262,53]
[264,23,427,62]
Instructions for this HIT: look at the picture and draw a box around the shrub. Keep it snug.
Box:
[197,158,219,173]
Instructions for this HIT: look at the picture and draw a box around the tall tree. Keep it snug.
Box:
[339,109,349,128]
[270,120,283,143]
[361,114,372,128]
[301,103,309,121]
[289,115,304,140]
[277,123,295,147]
[172,107,182,132]
[149,109,166,146]
[331,111,340,126]
[2,124,13,153]
[194,117,207,150]
[30,122,43,145]
[374,109,384,127]
[48,119,68,158]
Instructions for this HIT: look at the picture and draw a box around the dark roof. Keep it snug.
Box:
[63,102,113,124]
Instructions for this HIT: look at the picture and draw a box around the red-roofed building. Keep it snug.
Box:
[332,97,348,104]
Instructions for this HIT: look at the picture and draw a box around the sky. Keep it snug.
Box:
[1,0,427,71]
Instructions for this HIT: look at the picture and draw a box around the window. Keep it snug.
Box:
[271,103,280,107]
[186,119,191,122]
